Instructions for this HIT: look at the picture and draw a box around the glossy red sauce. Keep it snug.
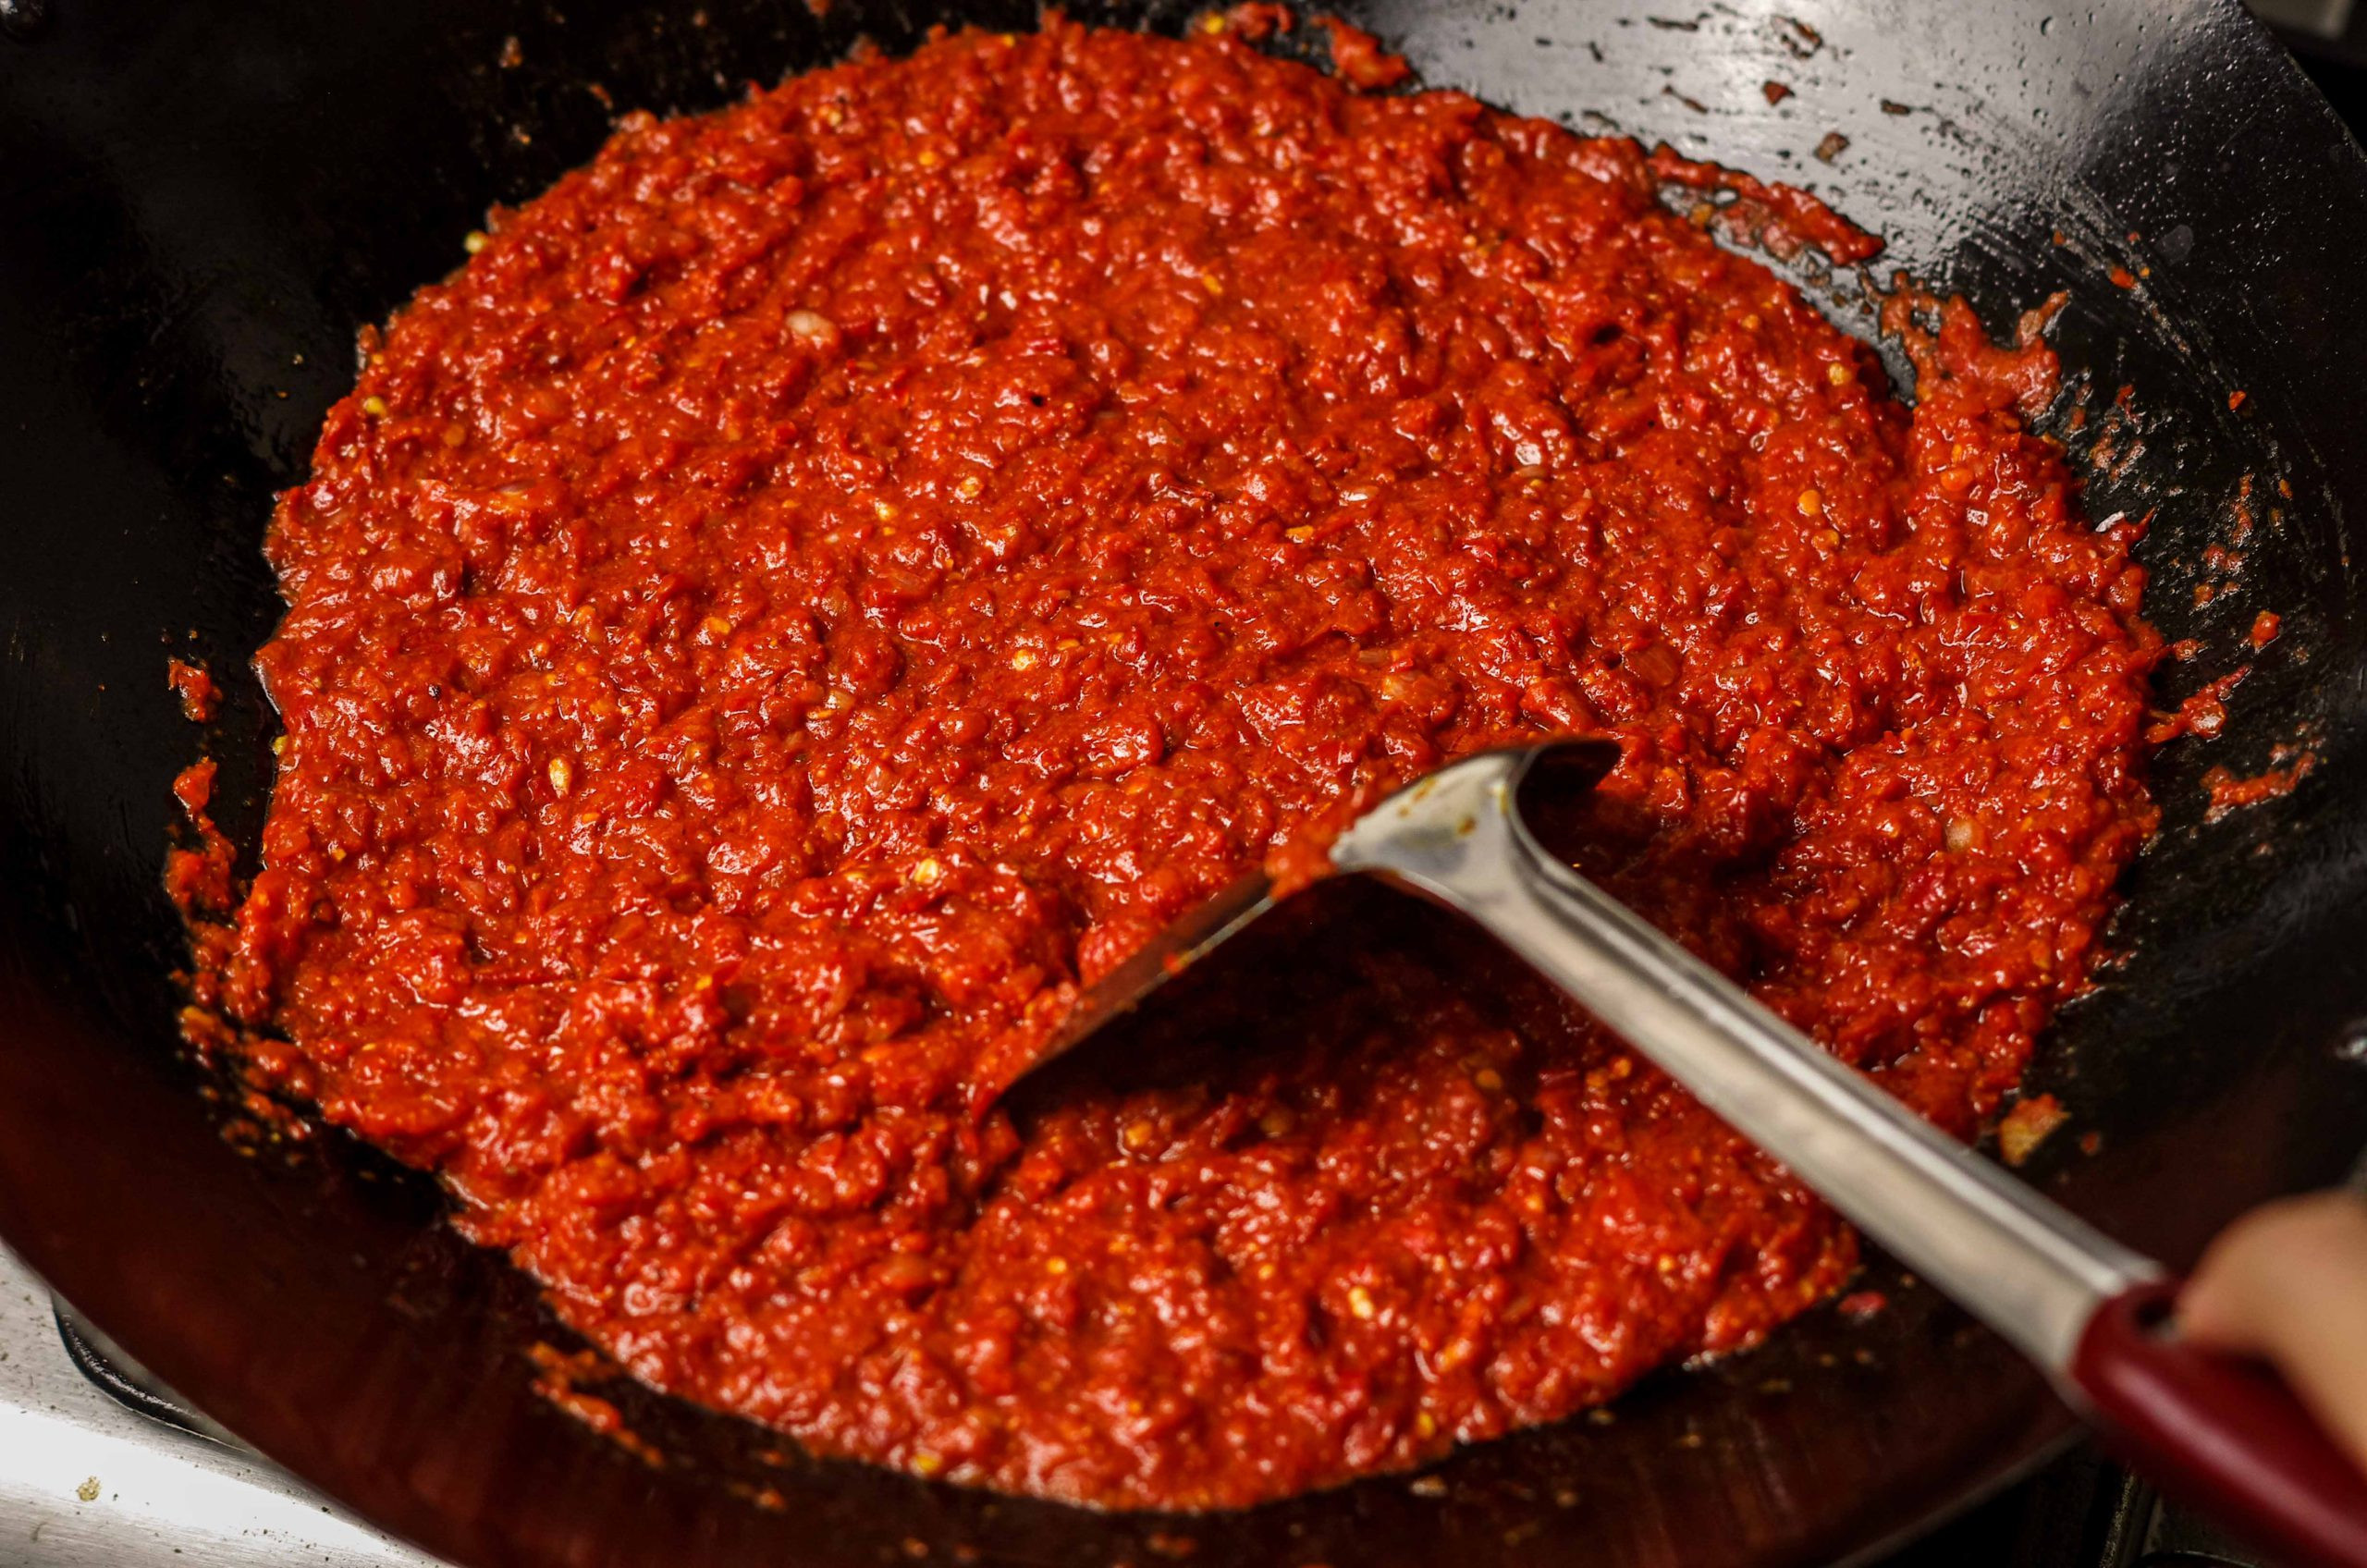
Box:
[176,18,2162,1508]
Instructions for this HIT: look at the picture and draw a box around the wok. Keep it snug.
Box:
[2,1,2364,1564]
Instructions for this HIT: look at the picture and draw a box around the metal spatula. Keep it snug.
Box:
[1004,738,2367,1568]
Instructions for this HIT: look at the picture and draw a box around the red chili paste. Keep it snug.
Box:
[2201,755,2316,821]
[179,18,2161,1509]
[167,656,219,723]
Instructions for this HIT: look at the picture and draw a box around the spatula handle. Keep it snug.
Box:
[2074,1280,2367,1568]
[1341,743,2153,1373]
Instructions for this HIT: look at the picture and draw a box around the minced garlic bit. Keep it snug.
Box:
[548,756,573,794]
[1998,1093,2069,1167]
[362,395,389,417]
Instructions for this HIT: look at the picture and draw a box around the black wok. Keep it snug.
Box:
[3,1,2365,1564]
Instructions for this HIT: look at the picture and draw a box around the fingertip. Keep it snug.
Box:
[2179,1190,2367,1350]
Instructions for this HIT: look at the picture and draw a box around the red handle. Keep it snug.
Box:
[2072,1280,2367,1568]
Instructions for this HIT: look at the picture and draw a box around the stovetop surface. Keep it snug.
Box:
[0,1245,427,1568]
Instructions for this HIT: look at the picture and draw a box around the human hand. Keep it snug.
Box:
[2181,1188,2367,1475]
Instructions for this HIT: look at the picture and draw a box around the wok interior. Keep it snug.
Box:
[1,0,2364,1564]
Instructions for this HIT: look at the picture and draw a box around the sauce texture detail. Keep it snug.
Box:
[178,19,2161,1509]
